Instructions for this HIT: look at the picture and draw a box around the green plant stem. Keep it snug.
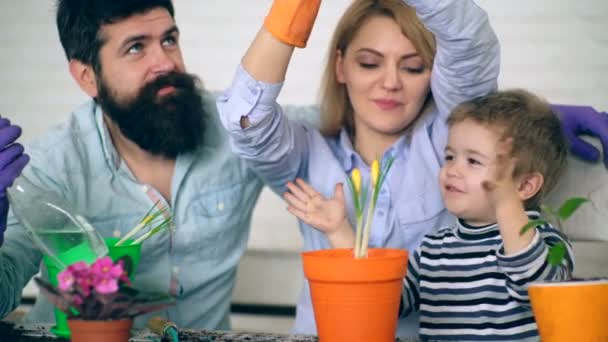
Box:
[131,227,159,245]
[359,198,376,258]
[354,215,363,259]
[116,201,161,246]
[131,220,172,245]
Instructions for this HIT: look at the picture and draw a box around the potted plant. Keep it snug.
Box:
[35,256,175,342]
[521,197,608,341]
[36,202,174,341]
[302,157,408,342]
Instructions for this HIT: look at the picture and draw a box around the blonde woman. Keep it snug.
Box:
[217,0,499,337]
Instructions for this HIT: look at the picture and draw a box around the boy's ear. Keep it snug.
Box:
[69,59,99,98]
[517,172,544,201]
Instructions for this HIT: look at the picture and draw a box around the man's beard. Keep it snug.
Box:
[96,71,207,159]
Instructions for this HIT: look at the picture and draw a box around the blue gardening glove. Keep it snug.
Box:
[0,117,30,246]
[551,104,608,168]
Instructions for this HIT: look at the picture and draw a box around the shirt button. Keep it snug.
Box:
[142,185,149,193]
[218,202,225,212]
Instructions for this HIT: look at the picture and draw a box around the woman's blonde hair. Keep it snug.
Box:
[319,0,436,137]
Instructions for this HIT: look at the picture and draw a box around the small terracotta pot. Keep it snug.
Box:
[529,279,608,342]
[67,319,133,342]
[302,248,408,342]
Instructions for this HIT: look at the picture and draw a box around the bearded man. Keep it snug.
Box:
[0,0,264,331]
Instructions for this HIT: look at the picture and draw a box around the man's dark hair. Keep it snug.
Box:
[56,0,175,74]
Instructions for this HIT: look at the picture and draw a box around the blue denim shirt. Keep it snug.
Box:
[217,0,500,338]
[0,91,264,330]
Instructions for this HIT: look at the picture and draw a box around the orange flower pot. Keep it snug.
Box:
[529,279,608,342]
[68,319,133,342]
[302,248,408,342]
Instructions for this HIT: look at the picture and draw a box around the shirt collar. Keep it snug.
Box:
[337,128,410,172]
[455,210,541,241]
[338,129,358,171]
[94,103,122,171]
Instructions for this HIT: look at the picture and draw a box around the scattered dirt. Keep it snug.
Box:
[0,321,68,342]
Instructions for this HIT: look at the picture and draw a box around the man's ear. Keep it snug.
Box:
[335,49,346,84]
[517,172,544,201]
[69,59,98,98]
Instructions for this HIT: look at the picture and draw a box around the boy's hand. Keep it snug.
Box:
[482,138,520,209]
[284,178,354,247]
[483,138,534,254]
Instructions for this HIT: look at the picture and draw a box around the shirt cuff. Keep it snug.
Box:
[236,64,284,124]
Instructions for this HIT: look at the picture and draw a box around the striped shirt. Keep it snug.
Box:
[400,212,574,341]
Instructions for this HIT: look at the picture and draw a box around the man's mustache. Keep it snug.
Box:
[143,72,198,96]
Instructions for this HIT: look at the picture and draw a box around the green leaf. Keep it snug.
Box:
[344,176,361,215]
[519,219,547,235]
[547,242,567,266]
[372,156,395,207]
[557,197,588,220]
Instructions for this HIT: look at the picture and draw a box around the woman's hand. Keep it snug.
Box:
[284,178,355,248]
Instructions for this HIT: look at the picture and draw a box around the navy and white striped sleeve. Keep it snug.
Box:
[496,223,574,305]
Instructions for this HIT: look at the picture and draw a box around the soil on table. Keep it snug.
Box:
[0,321,67,342]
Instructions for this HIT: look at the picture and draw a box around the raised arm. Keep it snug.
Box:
[497,225,574,305]
[406,0,500,154]
[216,1,322,193]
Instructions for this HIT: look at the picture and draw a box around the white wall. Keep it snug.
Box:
[1,0,607,315]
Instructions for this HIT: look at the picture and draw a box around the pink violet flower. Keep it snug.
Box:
[75,275,94,297]
[66,261,89,274]
[72,294,83,306]
[91,257,123,280]
[119,271,131,286]
[57,269,74,291]
[95,277,119,294]
[58,258,128,298]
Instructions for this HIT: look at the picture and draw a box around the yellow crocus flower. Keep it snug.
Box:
[370,159,380,186]
[351,168,361,195]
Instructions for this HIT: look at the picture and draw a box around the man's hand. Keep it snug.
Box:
[552,104,608,168]
[0,116,30,246]
[284,178,354,248]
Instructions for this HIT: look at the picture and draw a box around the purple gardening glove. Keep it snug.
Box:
[0,116,30,246]
[551,104,608,168]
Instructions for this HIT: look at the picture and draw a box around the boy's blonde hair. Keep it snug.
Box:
[447,89,568,210]
[319,0,436,136]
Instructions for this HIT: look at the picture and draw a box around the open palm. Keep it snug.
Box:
[284,178,347,234]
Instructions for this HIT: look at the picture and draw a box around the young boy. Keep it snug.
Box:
[284,89,574,341]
